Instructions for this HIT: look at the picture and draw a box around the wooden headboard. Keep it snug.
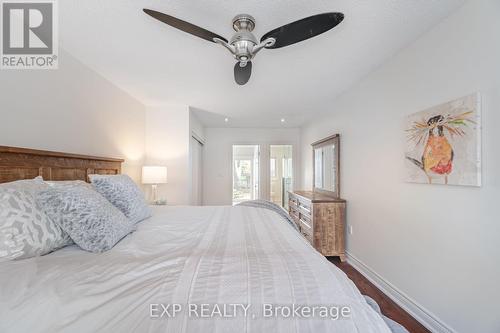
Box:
[0,146,124,184]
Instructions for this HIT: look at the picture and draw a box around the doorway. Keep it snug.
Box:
[232,145,260,205]
[270,145,293,208]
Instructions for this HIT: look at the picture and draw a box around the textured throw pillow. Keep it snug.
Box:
[37,183,136,253]
[45,180,93,188]
[0,176,47,193]
[89,174,152,224]
[0,178,72,261]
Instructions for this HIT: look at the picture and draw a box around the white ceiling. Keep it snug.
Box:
[60,0,465,128]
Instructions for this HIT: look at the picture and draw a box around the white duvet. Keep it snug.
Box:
[0,206,391,333]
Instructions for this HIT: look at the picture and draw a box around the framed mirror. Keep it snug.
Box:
[312,134,340,198]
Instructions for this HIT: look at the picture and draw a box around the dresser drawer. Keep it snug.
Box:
[298,201,311,217]
[299,211,312,225]
[300,225,313,243]
[289,196,299,208]
[288,202,300,230]
[299,207,311,220]
[299,213,313,244]
[299,217,312,236]
[290,212,299,221]
[301,231,312,243]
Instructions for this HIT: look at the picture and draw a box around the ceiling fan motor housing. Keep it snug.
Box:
[230,14,257,63]
[230,31,257,63]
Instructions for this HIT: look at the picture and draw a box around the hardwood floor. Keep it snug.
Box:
[328,257,430,333]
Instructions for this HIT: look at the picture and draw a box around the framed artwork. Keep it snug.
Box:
[405,93,481,186]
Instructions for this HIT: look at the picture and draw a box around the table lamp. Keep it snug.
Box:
[142,166,167,205]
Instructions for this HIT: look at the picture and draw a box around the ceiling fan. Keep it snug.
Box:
[143,9,344,85]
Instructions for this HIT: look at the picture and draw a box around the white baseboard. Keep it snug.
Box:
[345,251,456,333]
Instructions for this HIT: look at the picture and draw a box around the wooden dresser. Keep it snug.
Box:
[288,191,346,261]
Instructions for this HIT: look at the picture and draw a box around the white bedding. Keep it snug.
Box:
[0,206,391,333]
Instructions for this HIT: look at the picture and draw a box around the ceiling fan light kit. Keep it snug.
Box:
[143,9,344,85]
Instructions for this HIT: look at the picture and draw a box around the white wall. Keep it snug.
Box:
[0,49,146,182]
[203,128,300,205]
[300,1,499,332]
[145,105,190,205]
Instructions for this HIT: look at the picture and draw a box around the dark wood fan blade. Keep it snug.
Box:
[143,9,227,43]
[261,12,344,49]
[234,62,252,85]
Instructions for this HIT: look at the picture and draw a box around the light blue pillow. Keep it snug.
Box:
[37,183,135,253]
[89,174,152,224]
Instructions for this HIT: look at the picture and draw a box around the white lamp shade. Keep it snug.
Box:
[142,166,167,184]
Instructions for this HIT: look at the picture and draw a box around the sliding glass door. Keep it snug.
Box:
[269,145,293,208]
[232,145,260,205]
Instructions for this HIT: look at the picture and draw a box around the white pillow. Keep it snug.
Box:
[89,174,152,224]
[0,178,72,261]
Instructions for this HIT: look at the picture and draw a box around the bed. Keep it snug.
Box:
[0,146,392,333]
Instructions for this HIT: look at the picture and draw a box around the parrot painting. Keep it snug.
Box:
[406,111,475,184]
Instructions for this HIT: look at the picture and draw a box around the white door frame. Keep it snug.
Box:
[190,133,205,205]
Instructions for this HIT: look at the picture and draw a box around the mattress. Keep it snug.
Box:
[0,206,391,333]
